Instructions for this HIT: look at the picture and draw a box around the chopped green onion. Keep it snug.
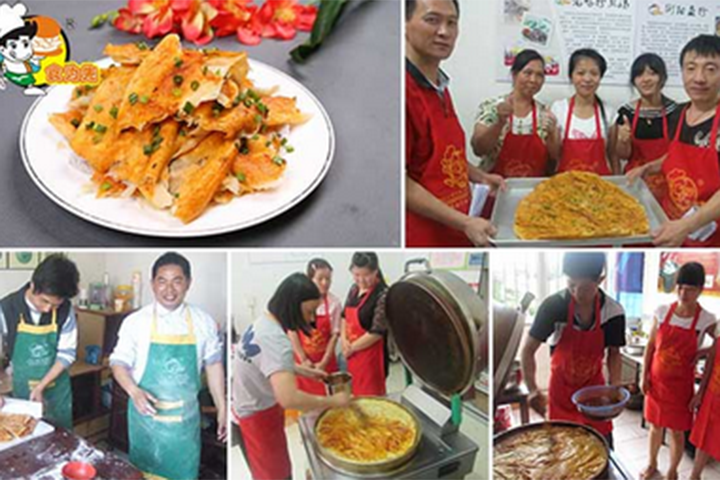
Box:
[129,92,138,105]
[93,104,103,113]
[137,41,149,51]
[202,66,209,75]
[254,114,263,124]
[139,95,150,104]
[174,57,183,68]
[179,129,187,137]
[182,101,194,115]
[70,118,81,128]
[272,156,285,166]
[256,102,268,115]
[152,125,161,137]
[251,134,259,141]
[285,145,295,153]
[280,137,288,146]
[85,121,95,130]
[143,144,154,155]
[94,124,107,134]
[190,80,200,91]
[243,98,253,108]
[173,75,183,86]
[92,135,103,144]
[247,89,259,101]
[172,88,182,98]
[236,172,246,182]
[100,181,112,191]
[109,106,119,119]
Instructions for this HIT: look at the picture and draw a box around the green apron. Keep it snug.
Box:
[11,310,73,429]
[128,307,201,480]
[4,70,36,87]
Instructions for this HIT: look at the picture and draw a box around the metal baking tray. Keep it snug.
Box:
[489,176,669,247]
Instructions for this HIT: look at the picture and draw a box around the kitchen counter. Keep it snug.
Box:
[0,426,142,479]
[1,0,400,247]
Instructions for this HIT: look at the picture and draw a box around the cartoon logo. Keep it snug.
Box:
[241,326,261,358]
[163,358,188,379]
[503,159,535,177]
[0,2,98,96]
[441,145,469,190]
[666,168,699,214]
[29,343,49,359]
[567,356,599,386]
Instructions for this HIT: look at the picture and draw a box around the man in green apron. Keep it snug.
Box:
[110,252,227,480]
[0,254,80,429]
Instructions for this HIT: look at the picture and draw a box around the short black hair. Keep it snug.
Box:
[568,48,607,79]
[32,254,79,299]
[0,21,38,48]
[676,262,705,288]
[630,53,668,88]
[512,49,545,75]
[152,252,191,280]
[563,252,606,281]
[406,0,460,21]
[306,258,333,279]
[268,273,320,335]
[680,34,720,66]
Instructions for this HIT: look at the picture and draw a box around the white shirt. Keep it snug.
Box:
[318,292,342,334]
[110,302,222,383]
[655,304,717,347]
[551,98,610,140]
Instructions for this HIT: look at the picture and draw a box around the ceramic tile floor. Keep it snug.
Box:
[506,405,720,480]
[232,361,490,479]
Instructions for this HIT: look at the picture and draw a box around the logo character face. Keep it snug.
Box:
[2,35,32,61]
[29,343,49,359]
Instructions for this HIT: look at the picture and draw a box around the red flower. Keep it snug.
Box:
[173,0,218,45]
[257,0,317,41]
[128,0,175,38]
[113,7,143,34]
[210,0,257,37]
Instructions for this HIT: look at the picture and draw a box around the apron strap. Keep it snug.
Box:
[564,97,575,141]
[632,100,641,136]
[567,294,602,331]
[532,101,538,136]
[593,102,602,140]
[634,99,669,140]
[690,303,702,332]
[151,305,194,337]
[675,106,690,142]
[709,103,720,148]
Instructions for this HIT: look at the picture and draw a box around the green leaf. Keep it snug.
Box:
[290,0,351,63]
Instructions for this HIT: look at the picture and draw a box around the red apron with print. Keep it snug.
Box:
[548,295,612,436]
[492,103,550,177]
[690,340,720,460]
[345,287,386,396]
[624,100,670,201]
[236,404,291,480]
[296,297,338,395]
[645,302,701,431]
[557,97,611,175]
[660,104,720,247]
[406,86,471,247]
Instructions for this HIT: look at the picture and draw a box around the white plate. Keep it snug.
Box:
[20,58,335,237]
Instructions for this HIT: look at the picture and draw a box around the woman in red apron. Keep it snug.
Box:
[342,252,388,397]
[234,273,350,480]
[555,49,612,175]
[614,54,674,201]
[472,50,554,178]
[548,294,613,439]
[689,336,720,480]
[289,259,340,395]
[641,262,711,480]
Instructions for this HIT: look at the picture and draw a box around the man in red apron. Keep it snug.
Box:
[632,35,720,246]
[521,253,625,447]
[689,337,720,480]
[406,0,504,247]
[641,262,715,480]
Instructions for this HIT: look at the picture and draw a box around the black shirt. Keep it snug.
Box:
[529,289,626,354]
[615,96,678,140]
[343,284,388,335]
[667,102,720,165]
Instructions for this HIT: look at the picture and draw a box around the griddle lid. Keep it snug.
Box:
[385,274,476,397]
[492,304,525,402]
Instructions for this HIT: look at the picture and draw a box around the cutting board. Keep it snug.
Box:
[0,398,54,452]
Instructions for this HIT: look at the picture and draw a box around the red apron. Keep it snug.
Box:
[295,297,338,395]
[492,102,550,177]
[406,86,472,247]
[645,302,701,431]
[690,340,720,461]
[548,295,612,436]
[235,404,291,480]
[660,104,720,247]
[345,287,386,397]
[624,100,670,201]
[557,97,611,175]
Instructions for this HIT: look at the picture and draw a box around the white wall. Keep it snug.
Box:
[103,250,228,326]
[443,1,688,166]
[231,251,485,334]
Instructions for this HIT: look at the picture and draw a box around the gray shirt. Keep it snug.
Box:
[233,314,294,419]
